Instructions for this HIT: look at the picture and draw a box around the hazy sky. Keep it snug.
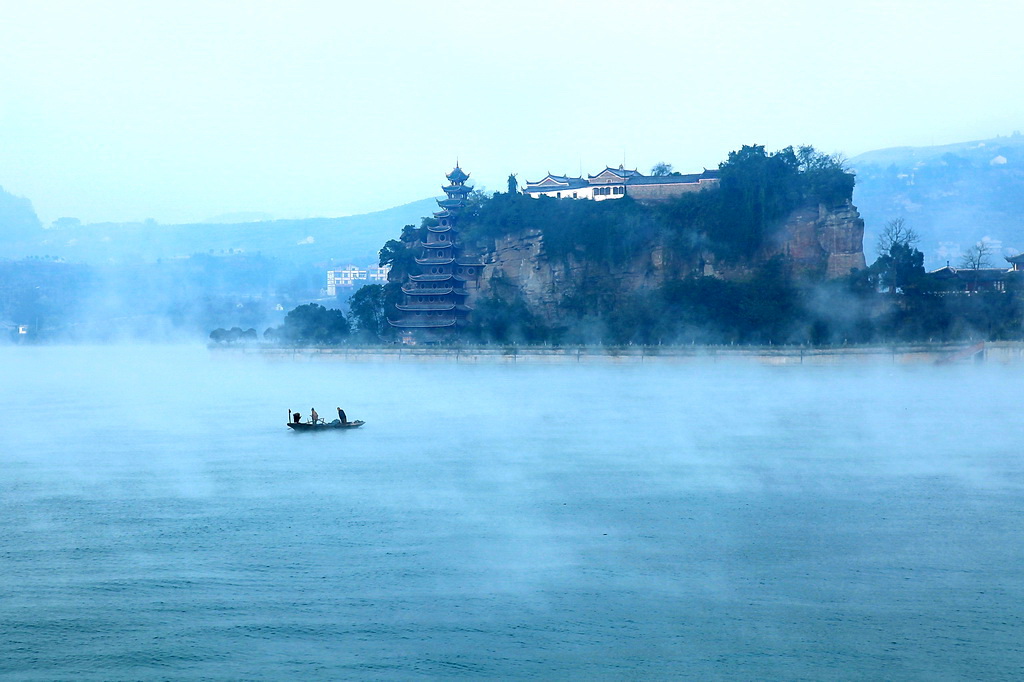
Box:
[1,0,1022,225]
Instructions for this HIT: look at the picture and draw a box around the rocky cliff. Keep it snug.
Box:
[472,200,866,321]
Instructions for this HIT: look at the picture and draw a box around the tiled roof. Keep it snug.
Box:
[446,166,470,183]
[588,167,642,180]
[524,176,589,192]
[928,266,1012,281]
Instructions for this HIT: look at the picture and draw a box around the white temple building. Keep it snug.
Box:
[523,165,721,202]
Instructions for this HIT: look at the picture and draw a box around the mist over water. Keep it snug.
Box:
[3,346,1023,679]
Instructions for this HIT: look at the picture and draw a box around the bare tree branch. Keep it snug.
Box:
[876,217,920,257]
[959,240,993,270]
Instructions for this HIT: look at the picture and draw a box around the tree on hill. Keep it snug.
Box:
[272,303,350,344]
[875,217,919,257]
[960,240,993,270]
[871,218,926,295]
[348,283,399,342]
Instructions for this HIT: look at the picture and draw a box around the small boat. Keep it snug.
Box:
[287,419,364,431]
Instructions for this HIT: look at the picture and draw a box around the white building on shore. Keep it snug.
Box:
[327,264,390,296]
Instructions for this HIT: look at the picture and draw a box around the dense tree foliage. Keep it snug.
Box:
[209,327,258,343]
[347,283,400,342]
[459,145,854,263]
[267,303,350,344]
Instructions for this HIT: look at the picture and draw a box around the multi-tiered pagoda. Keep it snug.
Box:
[388,165,485,341]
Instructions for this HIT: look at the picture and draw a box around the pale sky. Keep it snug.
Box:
[1,0,1022,225]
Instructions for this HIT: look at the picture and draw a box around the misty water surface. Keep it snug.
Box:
[2,346,1023,680]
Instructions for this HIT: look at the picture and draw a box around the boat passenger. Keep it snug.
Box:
[311,408,319,425]
[293,412,302,424]
[337,407,347,425]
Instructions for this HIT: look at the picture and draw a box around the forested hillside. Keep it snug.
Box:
[851,133,1024,267]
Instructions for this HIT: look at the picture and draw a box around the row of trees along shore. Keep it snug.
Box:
[211,145,1024,347]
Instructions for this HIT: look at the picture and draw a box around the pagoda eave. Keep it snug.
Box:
[396,304,457,312]
[410,273,454,282]
[388,318,459,329]
[402,285,455,295]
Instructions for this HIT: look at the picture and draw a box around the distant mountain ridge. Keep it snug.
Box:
[851,132,1024,268]
[0,185,42,236]
[1,197,438,265]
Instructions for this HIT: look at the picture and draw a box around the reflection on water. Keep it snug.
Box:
[2,346,1023,679]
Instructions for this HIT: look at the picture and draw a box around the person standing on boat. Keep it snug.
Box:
[337,407,347,425]
[310,407,319,425]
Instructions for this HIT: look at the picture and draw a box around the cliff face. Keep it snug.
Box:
[473,200,866,321]
[764,200,867,279]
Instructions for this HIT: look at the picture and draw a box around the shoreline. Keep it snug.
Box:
[215,341,1024,365]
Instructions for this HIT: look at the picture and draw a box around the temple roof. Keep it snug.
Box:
[524,174,589,191]
[427,223,452,232]
[928,265,1013,281]
[524,168,721,192]
[1007,252,1024,264]
[442,184,472,194]
[416,256,455,265]
[447,166,470,183]
[436,198,465,209]
[626,170,720,185]
[421,240,453,248]
[588,166,642,181]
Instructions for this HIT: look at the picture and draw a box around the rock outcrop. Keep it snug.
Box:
[765,200,867,279]
[472,200,867,322]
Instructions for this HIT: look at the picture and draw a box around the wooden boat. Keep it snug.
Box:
[287,419,364,431]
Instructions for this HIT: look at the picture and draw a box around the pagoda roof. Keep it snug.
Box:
[1007,252,1024,264]
[396,302,457,312]
[442,184,472,194]
[410,273,454,282]
[403,285,455,295]
[403,284,468,295]
[447,166,470,183]
[416,256,455,265]
[388,317,458,329]
[427,223,452,232]
[436,198,465,209]
[421,240,453,248]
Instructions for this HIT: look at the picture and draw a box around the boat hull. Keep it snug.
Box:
[287,420,364,431]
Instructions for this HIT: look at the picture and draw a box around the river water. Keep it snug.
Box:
[2,345,1023,680]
